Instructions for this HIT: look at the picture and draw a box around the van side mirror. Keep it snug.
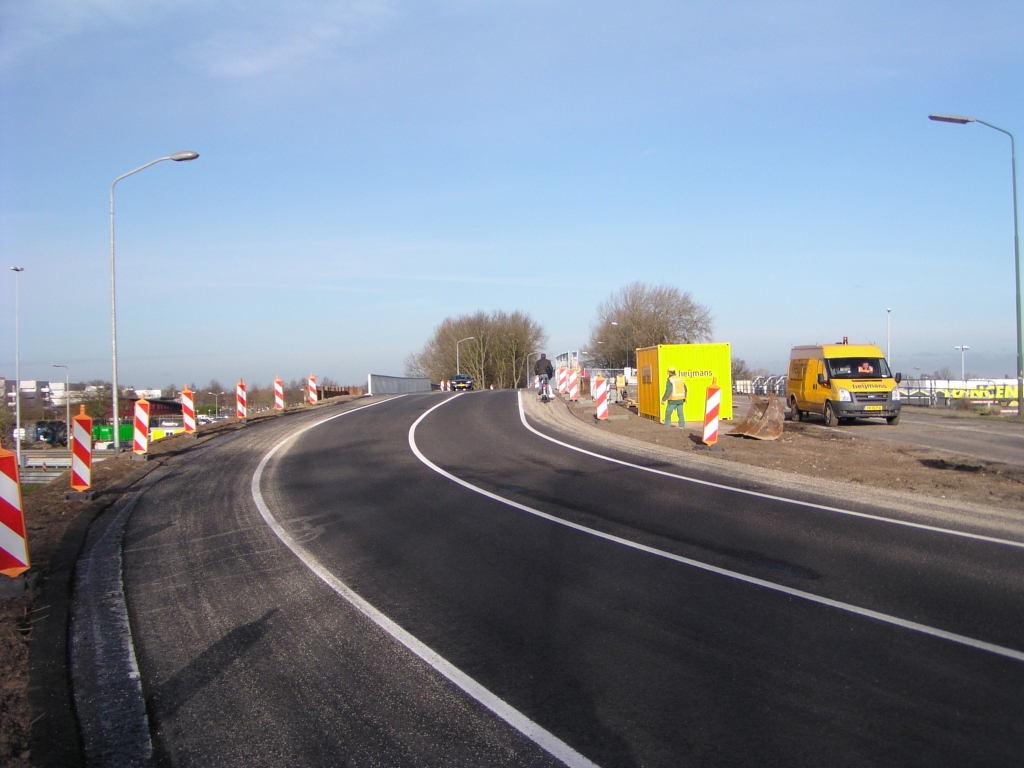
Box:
[895,372,902,383]
[817,373,827,386]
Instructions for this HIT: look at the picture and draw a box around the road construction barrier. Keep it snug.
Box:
[71,406,93,491]
[557,367,568,394]
[702,381,721,446]
[181,386,196,434]
[0,448,30,577]
[133,398,150,455]
[569,369,579,401]
[308,375,318,405]
[274,377,284,411]
[595,376,609,420]
[236,379,247,420]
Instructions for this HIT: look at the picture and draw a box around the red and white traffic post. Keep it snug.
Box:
[236,379,247,420]
[0,447,30,578]
[702,379,721,446]
[71,405,93,491]
[308,375,318,405]
[594,376,609,420]
[133,397,150,456]
[568,369,579,401]
[557,367,568,394]
[181,386,196,435]
[274,377,285,411]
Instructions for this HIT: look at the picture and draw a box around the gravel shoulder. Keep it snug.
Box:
[0,399,360,767]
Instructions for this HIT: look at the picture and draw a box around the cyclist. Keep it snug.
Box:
[534,354,555,400]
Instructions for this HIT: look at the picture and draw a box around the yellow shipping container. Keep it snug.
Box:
[636,343,733,424]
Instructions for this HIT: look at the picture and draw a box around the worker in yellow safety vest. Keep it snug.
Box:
[661,368,687,427]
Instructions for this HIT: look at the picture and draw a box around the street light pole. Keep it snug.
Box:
[886,308,892,365]
[51,364,70,446]
[611,321,632,369]
[10,267,24,468]
[208,391,224,417]
[110,151,199,451]
[930,114,1021,416]
[456,336,474,375]
[955,345,970,381]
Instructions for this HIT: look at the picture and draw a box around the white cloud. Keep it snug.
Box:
[0,0,186,69]
[179,2,397,78]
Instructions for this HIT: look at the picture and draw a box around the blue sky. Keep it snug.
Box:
[2,0,1022,387]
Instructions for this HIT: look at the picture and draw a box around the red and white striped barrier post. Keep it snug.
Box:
[594,376,609,420]
[308,375,318,405]
[133,397,150,455]
[274,377,284,411]
[236,379,247,420]
[181,386,196,435]
[0,447,31,577]
[569,369,579,401]
[702,379,721,446]
[557,367,568,394]
[71,406,93,491]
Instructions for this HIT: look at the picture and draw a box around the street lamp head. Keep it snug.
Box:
[170,151,200,162]
[11,266,24,272]
[929,114,975,125]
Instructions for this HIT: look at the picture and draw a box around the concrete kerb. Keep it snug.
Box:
[522,391,1024,540]
[26,394,367,767]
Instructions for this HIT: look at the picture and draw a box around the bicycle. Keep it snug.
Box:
[538,373,554,403]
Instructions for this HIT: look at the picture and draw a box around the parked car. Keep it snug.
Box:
[452,374,474,391]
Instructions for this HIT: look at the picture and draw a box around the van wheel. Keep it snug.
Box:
[790,398,802,422]
[824,402,839,427]
[886,413,901,425]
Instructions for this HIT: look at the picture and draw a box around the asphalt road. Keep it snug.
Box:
[119,391,1024,767]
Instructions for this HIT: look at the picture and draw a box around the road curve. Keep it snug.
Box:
[119,391,1024,767]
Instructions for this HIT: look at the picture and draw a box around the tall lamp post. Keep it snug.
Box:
[207,391,224,417]
[930,114,1021,416]
[611,321,632,369]
[110,151,199,451]
[955,345,970,381]
[10,267,24,468]
[886,308,892,365]
[51,364,70,446]
[456,336,474,375]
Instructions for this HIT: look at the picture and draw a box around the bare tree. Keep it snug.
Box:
[406,310,546,388]
[588,282,713,368]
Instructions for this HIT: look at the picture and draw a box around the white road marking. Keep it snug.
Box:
[517,392,1024,551]
[251,395,600,768]
[408,394,1024,664]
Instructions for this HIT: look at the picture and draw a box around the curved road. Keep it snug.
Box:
[117,391,1024,767]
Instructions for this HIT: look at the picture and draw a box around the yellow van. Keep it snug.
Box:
[787,342,902,426]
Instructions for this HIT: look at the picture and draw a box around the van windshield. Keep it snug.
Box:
[826,357,891,379]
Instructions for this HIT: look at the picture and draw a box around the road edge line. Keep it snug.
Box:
[517,392,1024,550]
[407,394,1024,665]
[251,394,601,768]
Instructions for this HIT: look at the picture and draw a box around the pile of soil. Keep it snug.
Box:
[565,399,1024,510]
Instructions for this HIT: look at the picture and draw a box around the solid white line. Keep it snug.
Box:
[517,392,1024,551]
[408,395,1024,664]
[251,395,600,768]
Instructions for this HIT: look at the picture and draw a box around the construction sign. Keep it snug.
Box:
[71,405,93,491]
[0,448,30,578]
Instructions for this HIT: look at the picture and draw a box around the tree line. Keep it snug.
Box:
[405,310,546,389]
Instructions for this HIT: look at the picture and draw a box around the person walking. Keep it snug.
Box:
[662,368,687,427]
